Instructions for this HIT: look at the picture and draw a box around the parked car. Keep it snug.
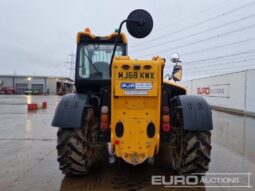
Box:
[0,87,16,94]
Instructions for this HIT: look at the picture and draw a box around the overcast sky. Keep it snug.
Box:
[0,0,255,80]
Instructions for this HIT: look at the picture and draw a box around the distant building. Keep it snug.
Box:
[180,69,255,116]
[0,75,74,95]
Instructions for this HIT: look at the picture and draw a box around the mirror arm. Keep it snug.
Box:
[109,19,127,77]
[164,74,172,80]
[109,19,144,77]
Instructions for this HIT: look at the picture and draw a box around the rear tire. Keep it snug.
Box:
[180,130,211,174]
[57,128,94,175]
[171,130,211,174]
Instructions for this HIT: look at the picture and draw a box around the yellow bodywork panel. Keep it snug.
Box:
[163,79,187,94]
[111,56,165,165]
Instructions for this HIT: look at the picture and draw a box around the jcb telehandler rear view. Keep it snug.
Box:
[52,9,213,175]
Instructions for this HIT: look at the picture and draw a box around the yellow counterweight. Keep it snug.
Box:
[111,56,165,165]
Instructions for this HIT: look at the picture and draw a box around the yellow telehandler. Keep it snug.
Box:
[52,9,213,175]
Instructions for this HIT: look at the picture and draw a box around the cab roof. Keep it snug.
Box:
[77,28,127,44]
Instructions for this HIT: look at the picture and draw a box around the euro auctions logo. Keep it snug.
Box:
[151,173,253,188]
[152,175,201,186]
[197,84,230,98]
[197,87,210,95]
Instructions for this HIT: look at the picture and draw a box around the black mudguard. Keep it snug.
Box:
[173,95,213,131]
[52,93,91,128]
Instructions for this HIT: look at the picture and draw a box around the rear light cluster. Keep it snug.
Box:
[162,106,171,133]
[101,106,109,131]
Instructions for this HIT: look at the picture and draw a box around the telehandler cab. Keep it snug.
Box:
[52,9,213,175]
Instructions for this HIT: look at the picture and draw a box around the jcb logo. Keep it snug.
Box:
[118,72,154,79]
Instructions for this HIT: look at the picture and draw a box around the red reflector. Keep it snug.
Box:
[114,139,120,145]
[162,123,171,132]
[101,122,108,130]
[163,106,170,114]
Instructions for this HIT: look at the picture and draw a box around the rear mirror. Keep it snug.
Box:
[172,64,182,81]
[126,9,153,38]
[110,9,153,76]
